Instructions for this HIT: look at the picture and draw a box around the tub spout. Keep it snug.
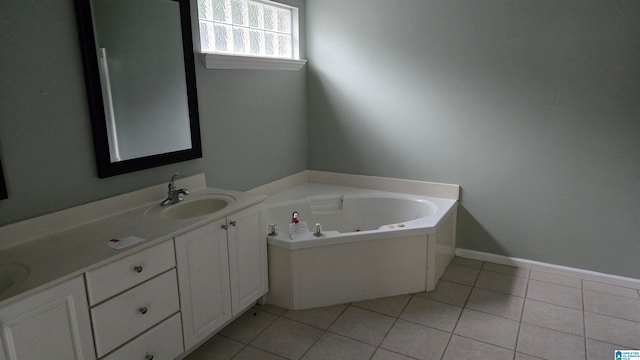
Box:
[314,223,322,237]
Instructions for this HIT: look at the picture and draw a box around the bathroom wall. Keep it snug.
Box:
[306,0,640,278]
[0,0,307,226]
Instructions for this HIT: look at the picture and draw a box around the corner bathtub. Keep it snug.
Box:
[262,183,458,310]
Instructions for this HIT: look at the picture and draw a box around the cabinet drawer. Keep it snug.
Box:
[91,270,180,357]
[86,240,175,305]
[102,313,183,360]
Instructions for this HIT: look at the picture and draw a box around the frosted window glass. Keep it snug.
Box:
[233,28,250,54]
[278,34,291,58]
[198,0,296,59]
[198,0,213,21]
[231,0,248,26]
[248,2,263,28]
[263,6,276,31]
[214,24,232,52]
[213,0,230,22]
[277,9,291,34]
[199,21,215,51]
[250,30,264,55]
[265,32,278,56]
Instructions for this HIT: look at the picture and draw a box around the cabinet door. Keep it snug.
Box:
[175,218,232,350]
[227,206,268,315]
[0,276,96,360]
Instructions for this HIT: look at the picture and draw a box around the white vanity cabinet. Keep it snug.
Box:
[175,205,267,351]
[227,206,268,315]
[0,276,96,360]
[85,240,183,359]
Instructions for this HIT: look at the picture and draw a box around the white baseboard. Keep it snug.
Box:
[456,248,640,290]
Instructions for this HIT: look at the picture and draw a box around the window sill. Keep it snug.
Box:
[202,53,307,71]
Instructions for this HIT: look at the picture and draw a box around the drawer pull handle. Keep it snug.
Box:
[221,224,228,230]
[230,220,237,226]
[145,354,154,360]
[134,266,143,273]
[139,307,148,315]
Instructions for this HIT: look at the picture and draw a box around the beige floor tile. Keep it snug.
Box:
[475,270,528,297]
[584,290,640,322]
[583,280,640,299]
[466,287,524,320]
[515,353,544,360]
[522,299,584,336]
[453,309,519,349]
[530,271,582,289]
[441,264,480,286]
[416,280,472,307]
[380,319,450,360]
[517,323,585,360]
[184,335,244,360]
[352,294,412,317]
[443,335,514,360]
[399,296,462,331]
[233,346,287,360]
[219,309,278,343]
[251,318,324,360]
[586,339,627,360]
[301,332,375,360]
[451,257,484,269]
[482,262,530,278]
[328,306,395,346]
[526,279,583,310]
[253,303,288,316]
[371,348,415,360]
[283,304,348,329]
[584,312,640,349]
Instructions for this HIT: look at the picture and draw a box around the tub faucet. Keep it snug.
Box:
[161,173,190,206]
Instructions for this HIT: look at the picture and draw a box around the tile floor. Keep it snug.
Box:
[185,257,640,360]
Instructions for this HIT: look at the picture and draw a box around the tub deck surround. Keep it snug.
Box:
[261,183,459,310]
[0,174,266,306]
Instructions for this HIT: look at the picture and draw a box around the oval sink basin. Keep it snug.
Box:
[146,194,236,220]
[0,263,30,294]
[162,198,230,220]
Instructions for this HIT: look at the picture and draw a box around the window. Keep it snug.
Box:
[197,0,305,70]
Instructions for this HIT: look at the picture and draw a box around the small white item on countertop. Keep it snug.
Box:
[107,236,145,250]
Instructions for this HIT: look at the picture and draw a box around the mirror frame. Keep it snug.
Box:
[75,0,202,178]
[0,158,7,200]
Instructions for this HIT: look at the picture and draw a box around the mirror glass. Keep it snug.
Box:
[76,0,202,178]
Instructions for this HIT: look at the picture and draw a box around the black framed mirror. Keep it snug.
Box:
[0,158,7,200]
[75,0,202,178]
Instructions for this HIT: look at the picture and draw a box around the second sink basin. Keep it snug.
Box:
[146,193,236,220]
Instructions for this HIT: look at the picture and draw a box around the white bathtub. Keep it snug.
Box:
[262,183,458,310]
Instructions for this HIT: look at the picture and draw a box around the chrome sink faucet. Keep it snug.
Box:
[161,173,190,206]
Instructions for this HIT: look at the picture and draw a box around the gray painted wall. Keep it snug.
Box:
[306,0,640,278]
[0,0,307,226]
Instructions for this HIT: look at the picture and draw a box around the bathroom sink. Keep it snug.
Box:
[0,263,30,294]
[147,194,236,220]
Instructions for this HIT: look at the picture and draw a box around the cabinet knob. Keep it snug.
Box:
[221,224,228,230]
[229,221,237,226]
[139,307,148,315]
[134,265,143,273]
[145,354,154,360]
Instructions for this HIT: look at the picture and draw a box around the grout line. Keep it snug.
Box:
[513,267,531,359]
[374,294,415,359]
[582,279,588,360]
[297,302,352,360]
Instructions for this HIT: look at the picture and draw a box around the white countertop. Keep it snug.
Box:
[0,178,266,306]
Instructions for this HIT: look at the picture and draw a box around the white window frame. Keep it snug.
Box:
[196,0,306,71]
